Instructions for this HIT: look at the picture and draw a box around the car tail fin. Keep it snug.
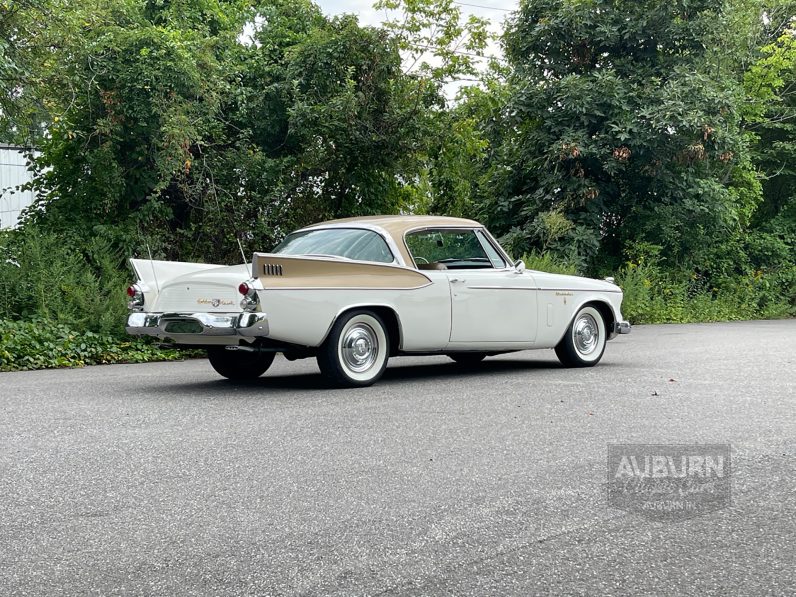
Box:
[129,258,222,290]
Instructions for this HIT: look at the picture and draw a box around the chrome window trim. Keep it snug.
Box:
[478,227,516,270]
[474,228,509,269]
[286,223,406,266]
[402,225,515,271]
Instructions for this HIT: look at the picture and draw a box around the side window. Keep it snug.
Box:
[405,229,493,270]
[475,229,507,269]
[273,228,394,263]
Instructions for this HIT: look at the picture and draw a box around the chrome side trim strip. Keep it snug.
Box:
[466,285,535,290]
[539,288,623,293]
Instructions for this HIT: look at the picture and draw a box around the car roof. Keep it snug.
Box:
[307,214,480,235]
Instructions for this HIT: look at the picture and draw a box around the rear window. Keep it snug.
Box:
[273,228,394,263]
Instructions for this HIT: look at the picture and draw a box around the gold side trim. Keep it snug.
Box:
[252,253,432,289]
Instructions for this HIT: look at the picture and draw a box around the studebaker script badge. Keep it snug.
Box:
[197,298,235,307]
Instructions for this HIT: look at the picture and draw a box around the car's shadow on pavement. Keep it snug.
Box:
[150,357,574,395]
[381,358,563,383]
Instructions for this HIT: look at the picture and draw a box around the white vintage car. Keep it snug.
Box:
[126,216,630,386]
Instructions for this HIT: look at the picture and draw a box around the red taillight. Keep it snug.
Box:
[238,282,251,295]
[127,284,144,311]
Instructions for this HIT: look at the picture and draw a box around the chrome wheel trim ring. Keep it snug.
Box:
[340,323,379,373]
[573,313,599,356]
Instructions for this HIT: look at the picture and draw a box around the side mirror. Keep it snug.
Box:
[513,259,526,273]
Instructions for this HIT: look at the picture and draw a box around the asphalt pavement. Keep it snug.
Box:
[0,320,794,596]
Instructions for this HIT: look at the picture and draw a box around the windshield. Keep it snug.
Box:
[273,228,395,263]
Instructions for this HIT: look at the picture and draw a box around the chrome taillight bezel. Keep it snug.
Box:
[238,278,260,312]
[127,283,145,312]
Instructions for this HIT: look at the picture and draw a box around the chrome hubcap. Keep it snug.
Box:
[341,324,378,373]
[573,314,599,355]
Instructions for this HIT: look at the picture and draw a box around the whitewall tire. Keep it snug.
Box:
[555,305,607,367]
[317,310,390,387]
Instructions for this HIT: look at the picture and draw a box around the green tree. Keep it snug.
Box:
[371,0,494,219]
[742,8,796,219]
[412,74,506,217]
[375,0,490,83]
[483,0,752,273]
[23,0,444,262]
[1,0,53,142]
[739,8,796,306]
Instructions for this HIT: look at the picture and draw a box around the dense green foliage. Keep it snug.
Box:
[493,0,746,268]
[0,227,198,370]
[16,0,456,263]
[0,0,794,370]
[0,228,127,334]
[465,0,795,314]
[0,318,195,371]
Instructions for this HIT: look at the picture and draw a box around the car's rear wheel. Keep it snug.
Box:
[555,305,607,367]
[317,310,389,387]
[448,352,487,365]
[207,347,275,380]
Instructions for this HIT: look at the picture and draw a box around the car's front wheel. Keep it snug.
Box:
[555,305,607,367]
[207,347,275,380]
[317,310,389,387]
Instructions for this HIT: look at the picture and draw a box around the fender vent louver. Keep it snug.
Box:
[262,263,284,276]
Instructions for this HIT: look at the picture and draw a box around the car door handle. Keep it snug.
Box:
[450,278,466,283]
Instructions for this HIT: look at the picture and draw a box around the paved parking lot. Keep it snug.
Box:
[1,320,794,595]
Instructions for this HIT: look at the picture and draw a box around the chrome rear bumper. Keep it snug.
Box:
[126,312,269,338]
[613,321,631,334]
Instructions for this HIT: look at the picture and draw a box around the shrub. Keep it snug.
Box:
[614,262,793,324]
[520,251,578,276]
[0,318,196,371]
[0,227,129,336]
[0,228,204,371]
[523,247,794,324]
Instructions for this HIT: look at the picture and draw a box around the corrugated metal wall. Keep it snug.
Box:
[0,145,37,229]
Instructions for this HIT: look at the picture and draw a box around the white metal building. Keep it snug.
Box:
[0,145,37,229]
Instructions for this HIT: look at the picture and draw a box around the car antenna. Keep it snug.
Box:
[237,237,251,277]
[146,242,160,293]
